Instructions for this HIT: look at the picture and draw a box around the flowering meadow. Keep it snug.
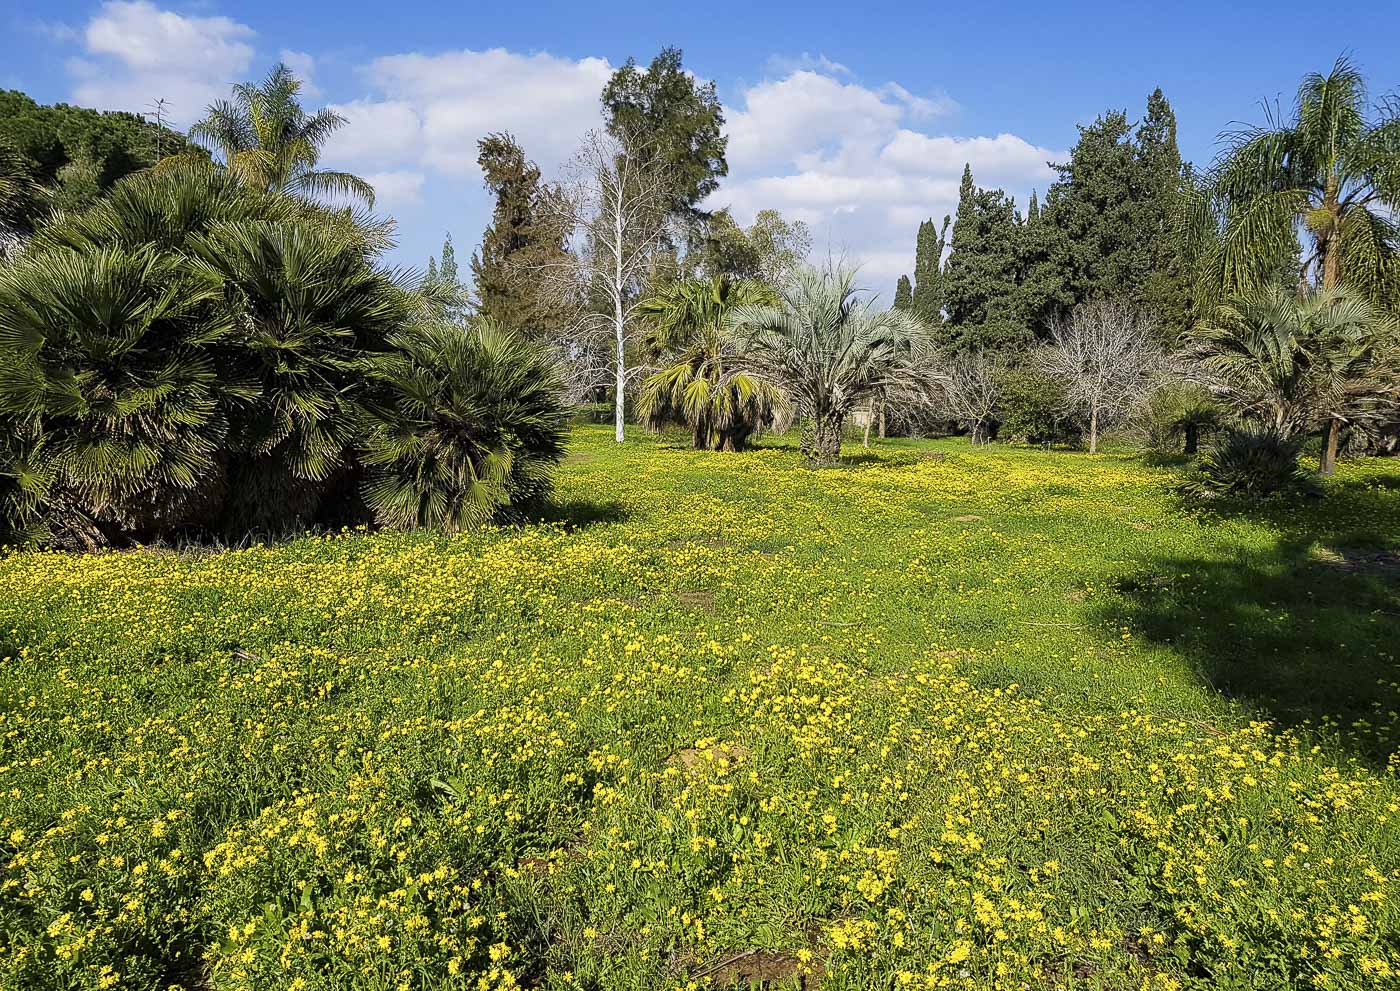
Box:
[2,425,1399,990]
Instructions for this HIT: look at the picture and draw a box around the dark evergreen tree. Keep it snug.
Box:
[469,133,568,336]
[1135,89,1192,339]
[0,90,198,191]
[911,215,950,324]
[1028,90,1193,337]
[893,275,913,311]
[1038,110,1140,308]
[942,165,1029,350]
[601,48,727,224]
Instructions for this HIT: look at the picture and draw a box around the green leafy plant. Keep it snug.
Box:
[729,266,931,465]
[1144,381,1222,454]
[1180,426,1314,499]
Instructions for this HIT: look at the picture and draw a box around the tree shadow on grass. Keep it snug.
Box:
[1094,477,1400,765]
[525,497,629,531]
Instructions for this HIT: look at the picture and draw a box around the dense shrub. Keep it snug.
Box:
[1180,427,1315,499]
[997,366,1081,446]
[0,169,565,546]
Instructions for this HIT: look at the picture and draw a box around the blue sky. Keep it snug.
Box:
[5,1,1399,294]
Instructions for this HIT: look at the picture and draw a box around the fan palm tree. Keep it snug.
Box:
[184,218,418,530]
[637,276,787,450]
[1187,57,1400,312]
[0,242,227,546]
[186,63,375,206]
[1186,284,1399,472]
[360,318,568,532]
[728,265,932,465]
[1146,382,1221,455]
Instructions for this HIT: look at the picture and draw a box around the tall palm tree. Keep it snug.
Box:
[1187,57,1400,312]
[1186,284,1399,472]
[728,265,931,466]
[637,276,787,450]
[186,63,375,206]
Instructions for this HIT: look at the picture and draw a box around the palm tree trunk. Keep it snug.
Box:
[1184,423,1199,456]
[807,412,844,466]
[878,401,886,439]
[862,399,873,448]
[1320,418,1341,476]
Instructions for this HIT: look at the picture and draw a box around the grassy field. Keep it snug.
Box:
[2,424,1399,990]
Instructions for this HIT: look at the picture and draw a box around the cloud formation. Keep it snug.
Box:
[67,1,256,126]
[49,6,1064,291]
[339,49,612,176]
[712,64,1062,290]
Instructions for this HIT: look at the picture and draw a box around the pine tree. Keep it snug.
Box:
[425,255,439,287]
[469,132,568,336]
[911,215,950,325]
[893,275,913,310]
[602,48,727,224]
[1030,90,1193,336]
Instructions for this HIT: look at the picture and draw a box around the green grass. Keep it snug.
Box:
[2,425,1399,989]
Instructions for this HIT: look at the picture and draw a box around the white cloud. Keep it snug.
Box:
[765,52,853,78]
[45,15,1062,295]
[280,49,320,99]
[348,48,612,176]
[68,1,255,125]
[712,64,1062,293]
[365,170,426,207]
[324,99,423,169]
[881,131,1057,184]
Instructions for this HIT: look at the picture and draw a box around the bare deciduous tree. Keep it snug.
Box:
[1042,300,1164,454]
[932,349,1005,444]
[539,129,675,442]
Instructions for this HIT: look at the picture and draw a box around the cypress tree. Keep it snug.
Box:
[439,234,459,287]
[1135,88,1192,338]
[911,215,950,325]
[893,275,913,310]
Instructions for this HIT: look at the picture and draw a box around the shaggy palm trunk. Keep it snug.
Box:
[1184,423,1199,456]
[862,398,874,448]
[803,409,844,466]
[1318,216,1342,476]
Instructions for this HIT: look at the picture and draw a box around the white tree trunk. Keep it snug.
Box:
[613,188,625,443]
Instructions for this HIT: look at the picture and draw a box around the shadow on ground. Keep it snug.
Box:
[1095,476,1400,765]
[527,497,630,530]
